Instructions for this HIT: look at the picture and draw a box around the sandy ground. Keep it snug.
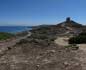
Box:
[54,37,69,46]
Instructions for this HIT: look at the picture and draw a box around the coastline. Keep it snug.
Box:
[0,26,32,34]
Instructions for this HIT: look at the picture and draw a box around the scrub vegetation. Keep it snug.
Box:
[69,32,86,44]
[0,32,14,40]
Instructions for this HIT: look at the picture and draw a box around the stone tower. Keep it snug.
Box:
[58,17,82,28]
[66,17,71,23]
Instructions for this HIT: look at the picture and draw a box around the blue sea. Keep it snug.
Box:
[0,26,32,33]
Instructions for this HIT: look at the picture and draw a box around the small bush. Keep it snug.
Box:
[69,32,86,44]
[79,32,86,36]
[64,44,79,50]
[64,45,72,48]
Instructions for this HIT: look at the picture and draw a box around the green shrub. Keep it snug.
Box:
[0,32,14,40]
[79,32,86,36]
[64,44,79,50]
[69,32,86,44]
[64,45,72,48]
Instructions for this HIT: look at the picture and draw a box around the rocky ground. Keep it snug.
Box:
[55,36,86,70]
[0,40,82,70]
[76,44,86,70]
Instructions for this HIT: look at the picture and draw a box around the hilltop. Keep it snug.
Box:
[32,17,85,37]
[58,17,83,28]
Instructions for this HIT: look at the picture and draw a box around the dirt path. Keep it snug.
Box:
[54,37,69,46]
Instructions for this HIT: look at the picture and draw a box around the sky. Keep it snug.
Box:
[0,0,86,26]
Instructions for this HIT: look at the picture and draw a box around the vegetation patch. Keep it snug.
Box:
[69,32,86,44]
[0,32,14,40]
[64,44,79,50]
[64,45,73,48]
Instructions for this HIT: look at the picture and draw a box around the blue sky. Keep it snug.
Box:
[0,0,86,26]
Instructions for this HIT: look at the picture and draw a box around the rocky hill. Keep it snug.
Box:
[32,17,85,36]
[0,18,85,70]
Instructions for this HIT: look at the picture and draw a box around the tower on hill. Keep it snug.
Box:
[66,17,71,22]
[58,17,82,28]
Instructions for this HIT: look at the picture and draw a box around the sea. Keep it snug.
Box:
[0,26,32,34]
